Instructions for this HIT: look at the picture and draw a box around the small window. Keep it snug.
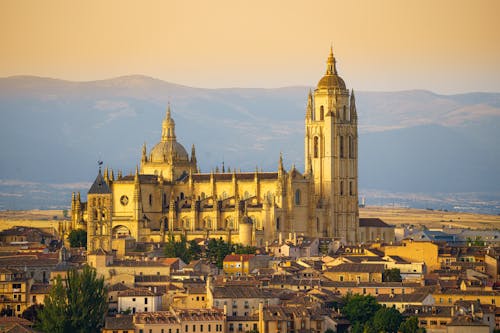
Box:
[320,106,324,121]
[295,189,301,205]
[340,181,344,196]
[149,194,153,206]
[314,136,319,158]
[339,136,344,158]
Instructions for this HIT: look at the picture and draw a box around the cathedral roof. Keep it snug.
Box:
[150,140,189,163]
[149,105,190,163]
[88,168,111,194]
[317,47,346,90]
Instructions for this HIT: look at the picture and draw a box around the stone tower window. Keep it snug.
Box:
[343,106,347,121]
[276,217,280,231]
[339,136,344,158]
[349,136,354,158]
[319,106,324,121]
[149,194,153,206]
[314,137,319,158]
[340,181,344,196]
[294,189,301,205]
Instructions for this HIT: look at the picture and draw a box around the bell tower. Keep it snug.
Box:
[305,47,358,242]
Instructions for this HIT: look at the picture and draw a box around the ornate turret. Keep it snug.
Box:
[191,144,197,165]
[306,89,313,120]
[350,89,358,122]
[317,46,346,90]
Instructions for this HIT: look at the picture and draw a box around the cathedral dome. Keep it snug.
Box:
[317,74,346,90]
[317,47,346,90]
[150,141,189,162]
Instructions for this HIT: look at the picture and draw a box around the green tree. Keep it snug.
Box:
[38,266,108,333]
[67,229,87,248]
[399,316,426,333]
[22,304,44,323]
[234,244,257,254]
[188,239,202,261]
[207,238,234,269]
[62,209,69,218]
[342,294,381,325]
[164,233,198,263]
[383,268,402,282]
[372,307,403,333]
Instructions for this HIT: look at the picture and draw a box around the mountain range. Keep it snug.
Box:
[1,75,499,213]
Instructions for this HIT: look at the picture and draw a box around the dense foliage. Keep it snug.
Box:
[37,266,108,333]
[399,316,426,333]
[372,306,403,333]
[383,268,402,282]
[206,238,233,269]
[342,294,418,333]
[164,233,197,263]
[67,229,87,248]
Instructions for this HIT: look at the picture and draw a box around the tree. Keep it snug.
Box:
[164,233,196,263]
[22,304,44,323]
[342,294,381,324]
[67,229,87,248]
[37,266,108,333]
[372,307,403,333]
[207,238,233,269]
[383,268,402,282]
[234,244,257,254]
[399,316,426,333]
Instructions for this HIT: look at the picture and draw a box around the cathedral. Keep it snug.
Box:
[71,48,359,253]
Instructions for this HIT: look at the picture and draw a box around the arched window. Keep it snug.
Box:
[180,192,185,200]
[162,193,167,206]
[149,194,153,206]
[343,106,347,121]
[276,217,280,231]
[340,181,344,196]
[339,136,344,158]
[314,137,319,158]
[350,136,355,159]
[319,106,324,121]
[244,191,250,199]
[225,217,234,230]
[349,181,353,196]
[200,192,206,200]
[294,189,301,205]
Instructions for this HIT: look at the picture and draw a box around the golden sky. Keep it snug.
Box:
[1,0,500,93]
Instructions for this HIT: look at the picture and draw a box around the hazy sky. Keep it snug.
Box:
[1,0,500,93]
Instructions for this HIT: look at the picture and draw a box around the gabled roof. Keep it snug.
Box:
[326,263,385,273]
[88,169,111,194]
[359,218,392,228]
[223,254,255,262]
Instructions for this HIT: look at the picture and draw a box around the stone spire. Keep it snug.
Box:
[191,144,197,164]
[306,89,313,120]
[142,142,147,163]
[326,45,337,75]
[350,89,358,121]
[161,103,176,142]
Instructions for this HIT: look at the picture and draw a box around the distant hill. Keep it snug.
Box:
[1,75,499,211]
